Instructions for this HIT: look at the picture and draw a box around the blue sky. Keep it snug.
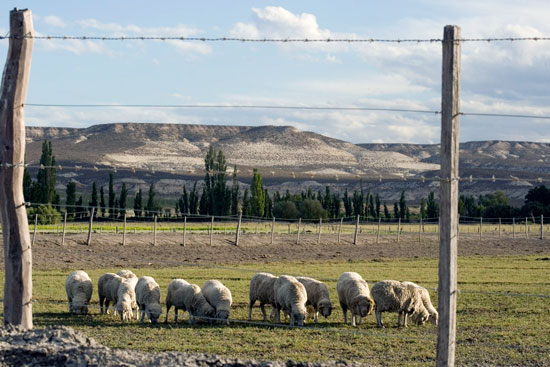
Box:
[1,1,550,144]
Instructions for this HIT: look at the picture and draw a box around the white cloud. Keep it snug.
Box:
[42,15,66,28]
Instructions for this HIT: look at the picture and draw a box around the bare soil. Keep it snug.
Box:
[6,232,549,270]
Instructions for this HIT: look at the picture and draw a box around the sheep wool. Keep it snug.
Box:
[135,276,162,324]
[248,272,278,321]
[98,273,124,315]
[179,284,216,325]
[116,277,139,321]
[202,279,233,322]
[401,281,438,325]
[371,280,430,328]
[165,279,190,323]
[296,276,333,323]
[65,271,93,315]
[117,269,137,279]
[336,272,375,327]
[273,275,308,327]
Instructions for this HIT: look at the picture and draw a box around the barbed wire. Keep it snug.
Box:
[2,35,550,43]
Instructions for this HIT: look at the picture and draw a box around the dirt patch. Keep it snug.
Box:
[0,325,365,367]
[3,232,548,270]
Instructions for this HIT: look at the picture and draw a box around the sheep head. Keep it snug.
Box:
[147,304,162,324]
[352,296,374,317]
[318,300,333,318]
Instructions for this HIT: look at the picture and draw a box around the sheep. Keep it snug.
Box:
[336,272,375,327]
[98,273,124,315]
[135,276,162,324]
[65,271,93,315]
[181,284,216,324]
[296,276,333,323]
[402,281,438,325]
[164,279,190,323]
[202,279,232,323]
[115,276,139,321]
[371,280,430,328]
[248,272,278,321]
[117,269,137,279]
[273,275,308,326]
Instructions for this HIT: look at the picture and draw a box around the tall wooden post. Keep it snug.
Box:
[0,9,34,329]
[317,218,322,245]
[540,214,544,240]
[153,215,157,246]
[498,218,501,240]
[512,217,516,239]
[271,217,275,245]
[397,218,401,242]
[525,217,528,239]
[479,217,482,241]
[337,217,343,244]
[31,214,37,247]
[377,217,381,244]
[210,216,214,246]
[86,208,94,246]
[296,218,301,245]
[418,217,422,243]
[437,24,461,367]
[61,211,67,246]
[122,213,126,246]
[234,210,242,246]
[353,215,359,245]
[182,216,187,246]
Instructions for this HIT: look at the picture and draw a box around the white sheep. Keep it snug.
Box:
[65,271,93,315]
[371,280,430,328]
[116,277,139,321]
[98,273,124,315]
[169,283,215,324]
[402,281,438,325]
[164,279,190,323]
[202,279,232,323]
[248,272,278,321]
[273,275,308,326]
[296,276,333,323]
[117,269,137,279]
[336,272,375,327]
[135,276,162,324]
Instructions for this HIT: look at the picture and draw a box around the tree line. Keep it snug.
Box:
[24,141,550,223]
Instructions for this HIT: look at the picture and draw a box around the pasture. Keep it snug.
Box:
[1,254,549,366]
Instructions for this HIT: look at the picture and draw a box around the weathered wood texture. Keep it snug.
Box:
[437,25,461,367]
[0,8,34,329]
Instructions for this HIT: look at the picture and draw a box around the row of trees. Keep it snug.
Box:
[24,141,550,222]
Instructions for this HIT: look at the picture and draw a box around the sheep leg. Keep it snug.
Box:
[247,299,255,321]
[165,302,172,323]
[376,311,384,328]
[403,312,408,328]
[139,306,145,323]
[260,303,268,321]
[314,311,318,324]
[174,307,179,323]
[351,313,357,327]
[68,297,72,313]
[358,316,363,325]
[341,303,348,324]
[104,299,110,315]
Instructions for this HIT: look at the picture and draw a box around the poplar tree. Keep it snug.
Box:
[119,183,128,216]
[384,203,391,220]
[66,182,76,219]
[89,182,98,208]
[36,140,57,204]
[108,172,116,218]
[99,186,106,217]
[250,169,265,217]
[146,183,157,215]
[231,165,240,215]
[134,188,143,217]
[399,191,407,219]
[375,193,381,218]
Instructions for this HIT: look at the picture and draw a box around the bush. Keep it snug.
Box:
[27,205,62,225]
[297,199,328,220]
[273,201,299,219]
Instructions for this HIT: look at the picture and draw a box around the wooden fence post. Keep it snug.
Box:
[419,217,422,243]
[31,214,37,247]
[153,215,157,246]
[182,216,187,246]
[296,218,301,245]
[317,218,322,245]
[479,217,482,241]
[0,8,34,329]
[353,215,359,245]
[210,216,214,246]
[61,211,67,246]
[436,24,461,367]
[498,218,501,240]
[338,217,343,244]
[377,217,381,244]
[86,208,94,246]
[271,217,275,245]
[540,214,544,240]
[122,213,126,246]
[512,217,515,239]
[525,217,528,239]
[234,211,241,246]
[397,218,401,242]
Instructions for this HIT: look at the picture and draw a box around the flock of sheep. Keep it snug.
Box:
[65,270,438,328]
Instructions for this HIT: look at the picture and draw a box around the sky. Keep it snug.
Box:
[1,1,550,144]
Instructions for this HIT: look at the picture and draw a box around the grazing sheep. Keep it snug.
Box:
[273,275,308,326]
[135,276,162,324]
[117,269,137,279]
[65,271,93,315]
[98,273,124,315]
[202,280,232,323]
[336,272,375,327]
[164,279,190,323]
[402,281,438,325]
[181,284,216,324]
[116,277,139,321]
[296,276,333,323]
[248,272,278,321]
[371,280,430,328]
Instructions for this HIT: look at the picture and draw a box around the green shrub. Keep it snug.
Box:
[27,205,62,225]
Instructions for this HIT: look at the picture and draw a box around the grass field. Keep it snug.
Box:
[1,255,549,366]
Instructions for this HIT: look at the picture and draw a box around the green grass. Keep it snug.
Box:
[1,255,549,366]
